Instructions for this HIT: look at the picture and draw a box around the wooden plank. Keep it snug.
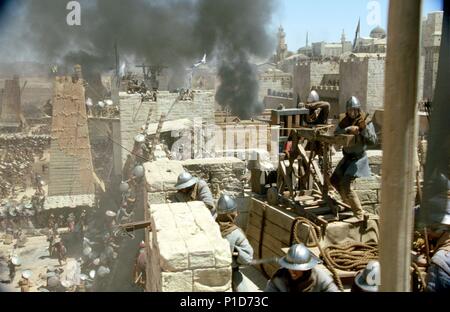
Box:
[247,223,290,252]
[247,213,291,245]
[287,115,293,131]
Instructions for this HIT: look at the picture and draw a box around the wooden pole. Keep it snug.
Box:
[379,0,422,292]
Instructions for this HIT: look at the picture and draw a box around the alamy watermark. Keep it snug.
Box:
[66,1,81,26]
[165,118,280,167]
[366,1,382,27]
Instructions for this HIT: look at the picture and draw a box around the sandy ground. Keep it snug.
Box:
[0,235,77,292]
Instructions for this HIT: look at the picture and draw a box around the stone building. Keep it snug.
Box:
[339,56,385,114]
[0,76,21,128]
[353,26,387,54]
[257,68,292,103]
[422,11,443,101]
[45,76,97,210]
[293,60,340,108]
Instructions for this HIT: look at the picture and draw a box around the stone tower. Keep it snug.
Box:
[276,25,288,63]
[0,75,21,128]
[47,74,96,198]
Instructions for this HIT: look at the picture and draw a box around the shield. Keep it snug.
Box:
[11,256,21,266]
[47,276,60,288]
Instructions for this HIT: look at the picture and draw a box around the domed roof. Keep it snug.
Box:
[370,26,386,39]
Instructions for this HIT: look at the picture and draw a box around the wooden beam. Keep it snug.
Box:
[119,220,152,232]
[379,0,421,292]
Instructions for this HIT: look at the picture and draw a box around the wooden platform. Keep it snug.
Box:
[246,197,378,280]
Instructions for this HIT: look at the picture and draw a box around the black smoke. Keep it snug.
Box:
[0,0,276,118]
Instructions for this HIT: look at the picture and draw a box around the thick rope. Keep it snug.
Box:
[292,217,344,291]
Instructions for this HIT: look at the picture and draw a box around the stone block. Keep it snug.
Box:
[213,238,233,268]
[193,268,232,292]
[148,192,167,205]
[355,190,378,204]
[161,271,193,292]
[185,233,216,269]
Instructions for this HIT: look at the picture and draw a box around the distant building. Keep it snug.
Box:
[421,11,443,101]
[275,25,289,63]
[353,26,387,54]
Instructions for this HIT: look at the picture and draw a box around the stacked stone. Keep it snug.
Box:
[147,201,232,292]
[145,160,185,206]
[182,158,246,198]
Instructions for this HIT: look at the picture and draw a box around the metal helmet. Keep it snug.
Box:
[346,96,361,110]
[119,181,130,193]
[97,101,105,108]
[86,98,93,107]
[278,243,322,271]
[139,241,146,248]
[47,276,60,288]
[217,194,237,214]
[134,134,146,144]
[307,90,320,103]
[93,258,101,266]
[22,270,32,279]
[89,270,96,279]
[132,165,145,178]
[97,266,110,277]
[354,260,380,292]
[105,210,116,218]
[11,256,21,266]
[105,99,114,106]
[175,172,198,190]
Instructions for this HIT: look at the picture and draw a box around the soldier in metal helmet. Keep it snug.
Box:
[216,194,254,292]
[174,171,216,218]
[351,260,380,292]
[305,90,330,125]
[18,270,32,292]
[265,243,339,292]
[331,96,377,221]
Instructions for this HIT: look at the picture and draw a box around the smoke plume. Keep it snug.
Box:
[0,0,276,118]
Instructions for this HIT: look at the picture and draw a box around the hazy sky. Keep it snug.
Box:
[273,0,444,51]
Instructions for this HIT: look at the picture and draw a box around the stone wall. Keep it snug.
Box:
[119,91,215,166]
[263,95,295,110]
[339,58,368,113]
[146,201,232,292]
[258,72,292,102]
[366,59,385,112]
[181,157,246,198]
[339,58,385,114]
[293,61,340,105]
[332,150,383,214]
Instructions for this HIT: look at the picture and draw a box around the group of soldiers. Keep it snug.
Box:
[85,98,120,118]
[127,79,158,102]
[286,90,378,222]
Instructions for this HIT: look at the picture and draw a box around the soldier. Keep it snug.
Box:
[265,243,340,292]
[331,96,377,221]
[67,213,76,232]
[426,224,449,292]
[304,90,330,125]
[48,213,56,232]
[47,230,55,257]
[133,241,147,288]
[351,260,380,292]
[53,236,67,266]
[174,172,216,218]
[7,255,20,282]
[18,270,32,292]
[57,214,65,228]
[216,195,254,292]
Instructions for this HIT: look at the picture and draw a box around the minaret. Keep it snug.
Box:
[306,31,309,47]
[276,25,288,63]
[341,29,346,54]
